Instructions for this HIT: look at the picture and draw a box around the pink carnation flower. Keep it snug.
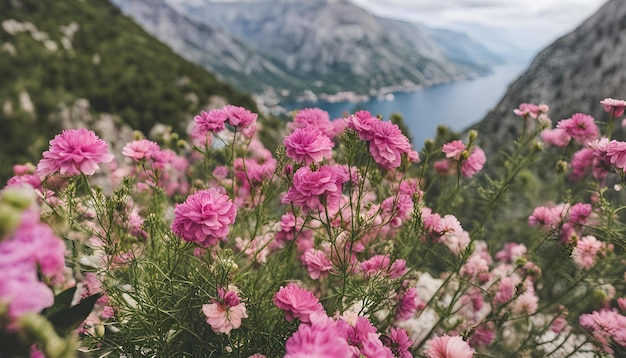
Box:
[557,113,599,144]
[284,313,353,358]
[606,140,626,171]
[290,108,334,138]
[274,283,325,323]
[442,140,466,161]
[202,287,248,335]
[383,327,413,358]
[122,139,160,161]
[171,188,236,247]
[368,120,413,170]
[600,98,626,118]
[347,110,377,140]
[37,128,114,177]
[302,249,333,280]
[579,309,626,354]
[425,334,474,358]
[283,127,333,165]
[281,166,342,212]
[194,109,227,134]
[223,105,257,128]
[572,235,605,270]
[513,103,545,119]
[461,147,486,178]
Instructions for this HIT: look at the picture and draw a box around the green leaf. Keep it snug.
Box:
[43,286,77,318]
[48,293,102,335]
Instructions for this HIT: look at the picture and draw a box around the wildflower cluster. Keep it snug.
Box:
[1,99,625,357]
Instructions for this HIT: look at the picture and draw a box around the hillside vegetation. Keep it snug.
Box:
[0,0,257,181]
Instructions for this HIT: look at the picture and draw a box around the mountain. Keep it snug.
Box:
[474,0,626,154]
[112,0,493,102]
[0,0,256,181]
[421,27,504,68]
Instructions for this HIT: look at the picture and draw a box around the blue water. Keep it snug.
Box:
[285,63,527,146]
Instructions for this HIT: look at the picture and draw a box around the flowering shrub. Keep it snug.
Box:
[1,99,626,357]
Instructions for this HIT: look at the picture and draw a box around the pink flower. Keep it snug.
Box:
[368,120,413,170]
[122,139,160,161]
[513,103,545,119]
[302,249,333,280]
[202,287,248,335]
[557,113,599,144]
[383,327,413,358]
[606,140,626,171]
[579,309,626,354]
[568,203,592,225]
[284,313,352,358]
[194,109,227,134]
[541,128,571,147]
[442,140,466,161]
[495,243,527,263]
[600,98,626,118]
[274,283,325,323]
[347,110,377,140]
[283,127,333,165]
[528,205,565,230]
[395,287,421,321]
[360,255,408,279]
[461,147,486,178]
[281,166,342,213]
[171,188,236,247]
[37,128,114,177]
[290,108,334,138]
[425,335,474,358]
[572,235,605,270]
[223,105,257,128]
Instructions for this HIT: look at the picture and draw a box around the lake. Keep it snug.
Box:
[284,63,527,146]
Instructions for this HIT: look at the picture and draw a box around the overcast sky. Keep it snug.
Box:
[351,0,608,53]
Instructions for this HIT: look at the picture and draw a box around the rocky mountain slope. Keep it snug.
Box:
[474,0,625,153]
[112,0,500,102]
[0,0,256,181]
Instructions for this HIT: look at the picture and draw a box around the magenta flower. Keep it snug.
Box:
[579,309,626,354]
[171,188,236,247]
[223,105,257,128]
[442,140,466,161]
[395,287,421,321]
[301,249,333,280]
[513,103,540,119]
[541,128,571,147]
[383,327,413,358]
[273,283,325,323]
[283,127,333,165]
[425,334,474,358]
[281,166,342,212]
[600,98,626,118]
[122,139,160,162]
[557,113,599,144]
[202,287,248,335]
[368,120,413,170]
[347,110,377,140]
[461,147,486,178]
[36,128,114,177]
[194,109,227,134]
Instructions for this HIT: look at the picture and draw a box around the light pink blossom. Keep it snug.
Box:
[223,105,257,128]
[425,334,474,358]
[202,287,248,335]
[600,98,626,118]
[37,128,114,177]
[606,140,626,171]
[541,128,571,147]
[461,147,486,178]
[274,283,325,323]
[572,235,605,270]
[442,140,466,161]
[194,109,227,134]
[290,108,334,138]
[281,166,342,212]
[122,139,160,161]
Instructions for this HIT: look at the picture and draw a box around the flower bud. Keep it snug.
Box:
[556,160,568,174]
[468,130,478,142]
[533,141,544,152]
[1,186,36,210]
[423,139,435,152]
[133,130,144,140]
[0,203,23,238]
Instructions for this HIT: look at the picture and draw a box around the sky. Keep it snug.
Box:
[350,0,608,54]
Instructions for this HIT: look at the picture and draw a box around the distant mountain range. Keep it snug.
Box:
[474,0,626,154]
[110,0,503,103]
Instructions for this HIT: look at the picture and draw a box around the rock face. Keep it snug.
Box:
[474,0,626,153]
[111,0,498,100]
